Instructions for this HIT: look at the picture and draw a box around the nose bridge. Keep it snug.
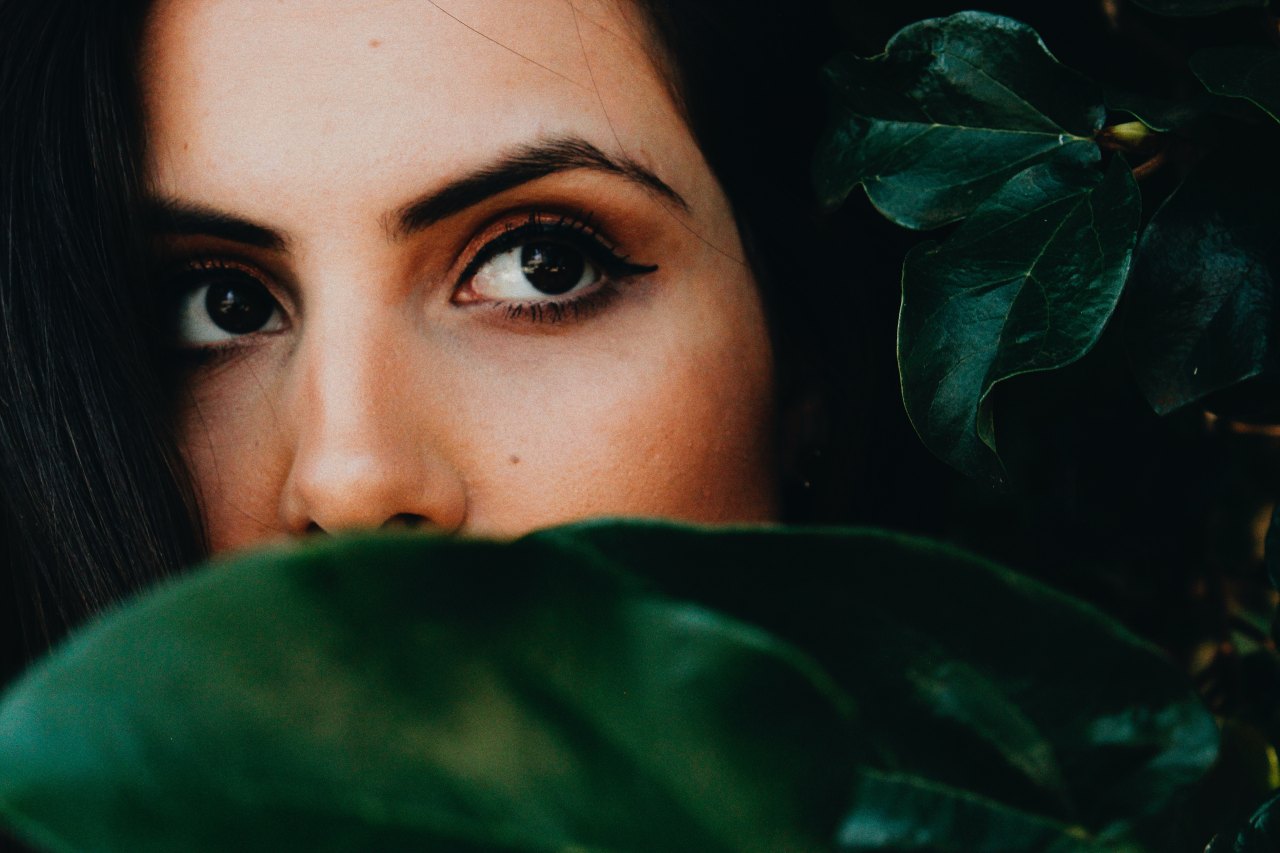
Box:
[280,294,466,534]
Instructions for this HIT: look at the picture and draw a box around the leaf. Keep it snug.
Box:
[1130,0,1269,16]
[1205,790,1280,852]
[835,770,1099,852]
[897,158,1141,486]
[1192,47,1280,124]
[813,12,1105,230]
[549,521,1220,847]
[0,524,1218,851]
[1124,161,1280,415]
[1266,501,1280,597]
[0,533,857,853]
[1104,89,1217,132]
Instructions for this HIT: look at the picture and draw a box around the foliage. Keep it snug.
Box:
[813,2,1280,845]
[814,6,1280,482]
[0,524,1220,851]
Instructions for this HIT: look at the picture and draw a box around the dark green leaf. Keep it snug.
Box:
[1205,790,1280,852]
[1192,47,1280,124]
[836,770,1096,852]
[898,158,1141,486]
[0,524,1218,851]
[1104,89,1217,132]
[550,521,1220,847]
[0,533,856,853]
[1124,162,1280,415]
[813,12,1104,230]
[1130,0,1269,15]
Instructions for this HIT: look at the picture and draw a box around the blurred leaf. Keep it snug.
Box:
[1124,162,1280,415]
[0,523,1219,851]
[1192,47,1280,124]
[1266,502,1280,597]
[1205,790,1280,852]
[836,770,1099,852]
[897,158,1141,486]
[814,12,1104,230]
[551,521,1220,847]
[1130,0,1270,15]
[0,533,857,853]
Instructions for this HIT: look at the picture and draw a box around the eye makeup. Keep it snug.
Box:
[452,210,659,325]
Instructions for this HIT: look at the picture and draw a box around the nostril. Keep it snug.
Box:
[382,513,427,529]
[305,521,326,536]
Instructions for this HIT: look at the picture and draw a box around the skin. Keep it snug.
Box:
[140,0,778,553]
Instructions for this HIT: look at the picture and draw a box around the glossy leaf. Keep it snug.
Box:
[814,12,1104,230]
[1130,0,1269,14]
[1192,47,1280,124]
[1124,162,1280,415]
[550,521,1219,847]
[0,532,856,853]
[898,158,1141,486]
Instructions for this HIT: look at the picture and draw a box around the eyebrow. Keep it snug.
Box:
[145,199,288,251]
[393,136,690,235]
[145,135,689,250]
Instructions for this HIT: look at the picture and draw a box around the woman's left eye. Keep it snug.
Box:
[454,216,658,315]
[471,240,601,301]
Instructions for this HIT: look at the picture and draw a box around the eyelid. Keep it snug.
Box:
[453,210,657,294]
[159,256,295,310]
[158,256,292,349]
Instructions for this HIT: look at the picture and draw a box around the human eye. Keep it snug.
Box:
[162,259,287,348]
[453,213,657,322]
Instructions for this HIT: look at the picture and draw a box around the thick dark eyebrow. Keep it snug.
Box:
[144,199,288,252]
[394,136,690,235]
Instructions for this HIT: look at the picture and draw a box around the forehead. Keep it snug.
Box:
[139,0,684,213]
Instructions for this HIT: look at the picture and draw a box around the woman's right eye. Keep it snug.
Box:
[169,265,285,348]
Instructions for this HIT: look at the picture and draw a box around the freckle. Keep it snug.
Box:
[182,142,189,151]
[509,455,521,465]
[369,38,382,48]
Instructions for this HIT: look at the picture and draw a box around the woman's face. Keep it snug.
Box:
[140,0,777,552]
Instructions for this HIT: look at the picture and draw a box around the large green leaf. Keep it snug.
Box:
[1191,47,1280,124]
[1124,162,1280,415]
[0,523,1218,851]
[550,522,1219,848]
[814,12,1104,230]
[1130,0,1269,16]
[897,158,1141,486]
[0,533,856,853]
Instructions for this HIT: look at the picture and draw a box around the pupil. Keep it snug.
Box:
[204,275,274,334]
[521,243,585,295]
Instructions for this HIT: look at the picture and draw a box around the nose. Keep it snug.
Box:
[277,306,467,537]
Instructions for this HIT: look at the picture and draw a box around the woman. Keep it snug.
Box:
[0,1,856,679]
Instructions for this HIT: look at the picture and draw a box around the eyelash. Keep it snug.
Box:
[455,211,658,323]
[157,210,657,352]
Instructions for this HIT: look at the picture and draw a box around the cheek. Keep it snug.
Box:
[174,359,293,553]
[173,271,778,546]
[459,284,779,534]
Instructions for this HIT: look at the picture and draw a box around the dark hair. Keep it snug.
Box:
[635,1,869,522]
[0,0,204,682]
[0,0,855,683]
